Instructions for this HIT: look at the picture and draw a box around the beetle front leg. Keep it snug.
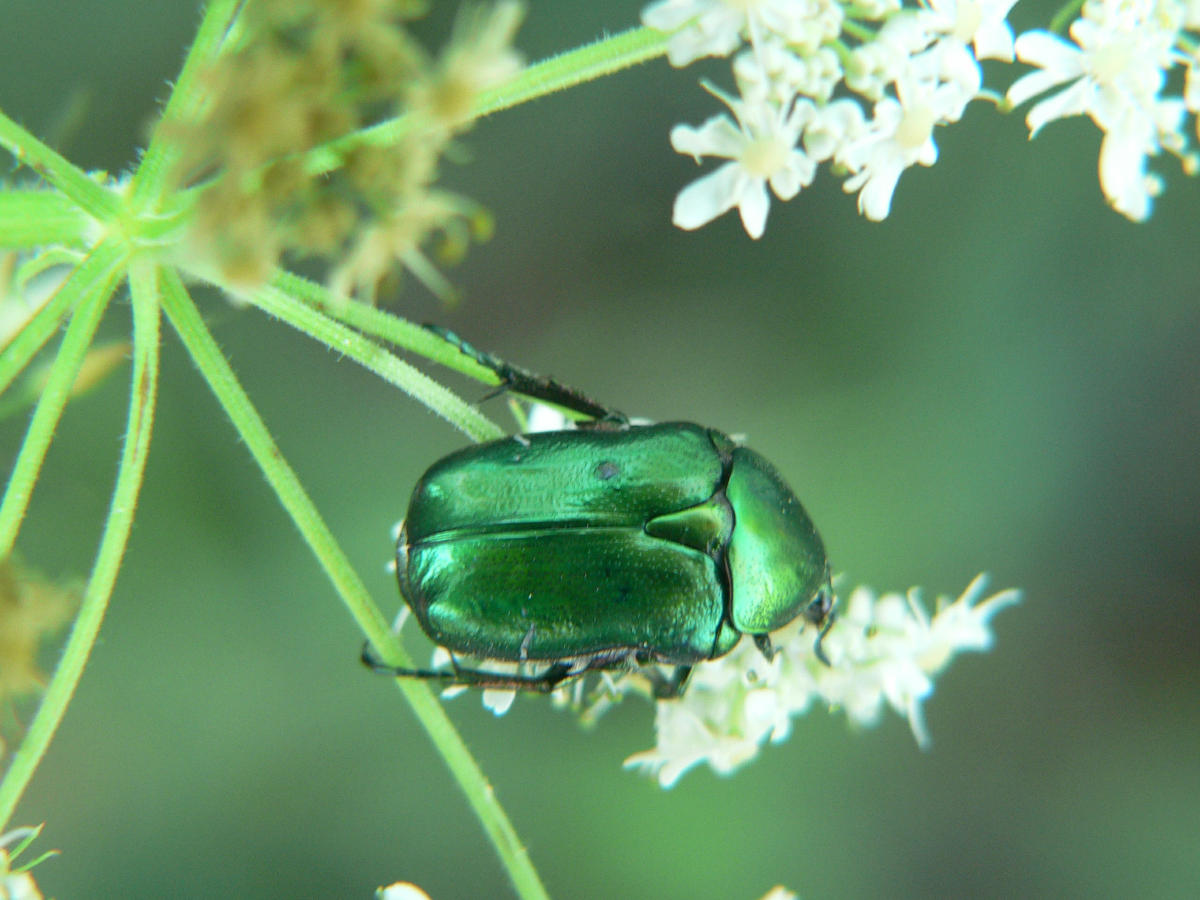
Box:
[753,633,776,662]
[643,664,694,699]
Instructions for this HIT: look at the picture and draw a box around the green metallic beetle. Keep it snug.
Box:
[366,329,834,698]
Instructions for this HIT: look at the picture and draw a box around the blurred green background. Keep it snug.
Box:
[3,2,1198,898]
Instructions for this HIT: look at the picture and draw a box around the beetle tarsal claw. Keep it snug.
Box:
[518,625,536,661]
[753,633,776,662]
[813,610,836,667]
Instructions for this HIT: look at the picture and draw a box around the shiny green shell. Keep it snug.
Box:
[397,422,829,666]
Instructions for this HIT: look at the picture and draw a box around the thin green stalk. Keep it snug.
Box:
[0,242,126,558]
[0,190,91,249]
[1049,0,1086,34]
[159,270,549,900]
[0,251,106,397]
[159,270,394,646]
[475,25,670,116]
[131,0,243,206]
[247,278,504,443]
[268,269,505,392]
[0,258,159,830]
[304,26,670,175]
[0,108,116,221]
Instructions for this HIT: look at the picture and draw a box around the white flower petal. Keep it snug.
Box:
[1026,78,1095,135]
[672,162,745,230]
[736,177,772,238]
[670,115,744,161]
[1099,118,1154,220]
[974,20,1016,61]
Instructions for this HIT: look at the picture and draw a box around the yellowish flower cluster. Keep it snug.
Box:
[175,0,523,301]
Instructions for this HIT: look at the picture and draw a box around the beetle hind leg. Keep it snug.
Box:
[361,642,583,693]
[424,324,628,425]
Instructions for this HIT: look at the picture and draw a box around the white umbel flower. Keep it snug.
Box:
[922,0,1019,61]
[1006,0,1191,219]
[838,74,963,220]
[643,0,829,65]
[625,574,1019,787]
[427,573,1018,786]
[671,85,817,237]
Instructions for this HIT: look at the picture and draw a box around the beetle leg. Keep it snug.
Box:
[361,644,584,693]
[644,665,694,699]
[812,609,836,668]
[518,624,536,661]
[753,633,776,662]
[424,324,628,425]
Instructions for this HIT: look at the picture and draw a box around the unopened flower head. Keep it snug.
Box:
[377,882,432,900]
[0,556,78,704]
[175,1,524,300]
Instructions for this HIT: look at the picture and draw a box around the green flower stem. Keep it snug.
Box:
[159,269,394,645]
[159,270,549,900]
[131,0,243,207]
[0,190,91,249]
[247,277,503,443]
[304,25,671,175]
[0,253,97,397]
[268,269,505,394]
[0,257,158,831]
[0,109,116,222]
[1049,0,1086,34]
[840,18,878,43]
[0,241,127,558]
[474,25,671,117]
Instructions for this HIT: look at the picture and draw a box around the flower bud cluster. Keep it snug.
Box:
[175,1,523,300]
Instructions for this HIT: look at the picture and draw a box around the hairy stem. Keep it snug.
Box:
[0,109,116,221]
[131,0,243,206]
[304,26,670,175]
[158,272,548,900]
[247,277,503,443]
[0,257,158,829]
[0,242,126,558]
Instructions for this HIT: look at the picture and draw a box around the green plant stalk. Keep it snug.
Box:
[130,0,243,207]
[304,25,671,175]
[159,269,395,645]
[159,269,549,900]
[0,190,91,249]
[0,245,119,396]
[0,258,159,830]
[0,109,116,222]
[271,269,506,387]
[0,242,127,558]
[1049,0,1086,34]
[272,271,600,425]
[477,25,671,115]
[246,278,503,443]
